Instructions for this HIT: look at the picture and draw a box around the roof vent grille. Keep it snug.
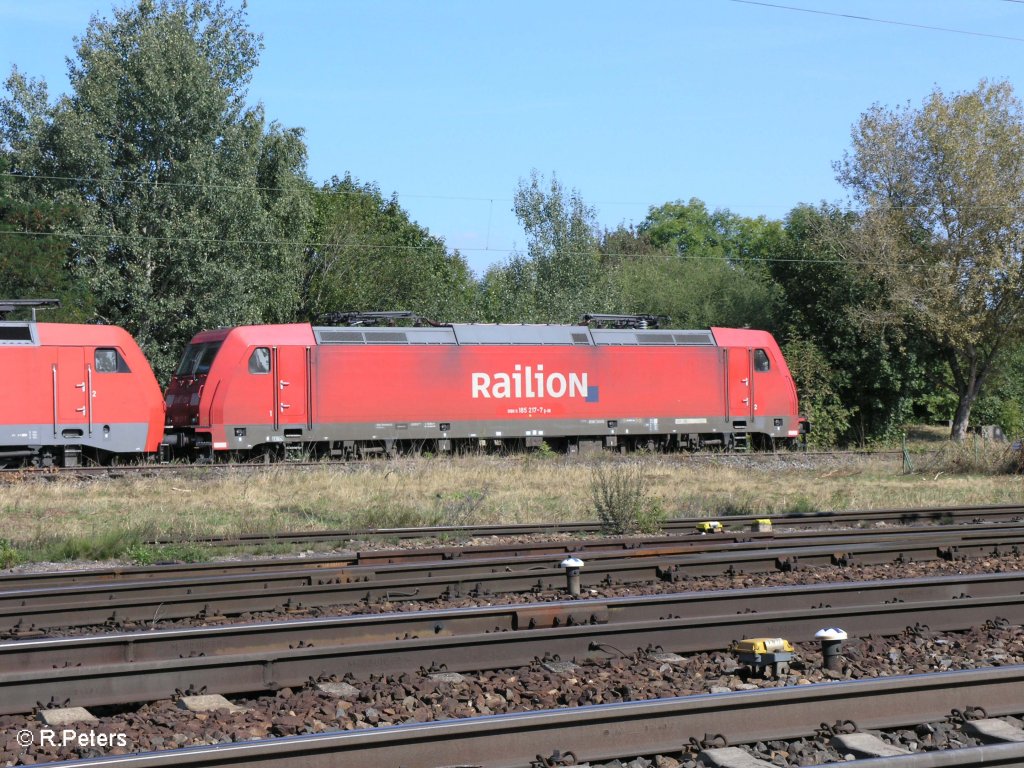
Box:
[318,330,365,344]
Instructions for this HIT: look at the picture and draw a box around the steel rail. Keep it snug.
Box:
[27,666,1024,768]
[2,570,1021,674]
[4,520,1022,591]
[4,529,1024,633]
[351,520,1024,564]
[3,584,1024,714]
[0,532,765,590]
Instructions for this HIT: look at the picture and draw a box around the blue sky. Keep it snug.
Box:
[1,1,1022,275]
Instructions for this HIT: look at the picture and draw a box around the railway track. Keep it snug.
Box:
[4,524,1024,633]
[4,516,1022,590]
[18,667,1024,767]
[4,507,1024,766]
[147,500,1024,548]
[2,570,1023,715]
[0,502,1020,586]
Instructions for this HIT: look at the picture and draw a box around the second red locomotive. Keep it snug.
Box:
[164,314,808,460]
[0,300,165,467]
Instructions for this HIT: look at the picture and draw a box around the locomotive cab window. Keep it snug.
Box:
[248,347,270,374]
[194,343,221,375]
[175,345,202,377]
[754,349,770,373]
[175,341,223,377]
[95,348,130,373]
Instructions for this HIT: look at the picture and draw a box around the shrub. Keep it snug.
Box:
[536,441,557,459]
[433,489,488,527]
[920,438,1024,476]
[0,539,22,569]
[590,461,665,534]
[126,542,208,565]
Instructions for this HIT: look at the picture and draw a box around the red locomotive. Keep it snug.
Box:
[0,300,165,467]
[164,313,808,460]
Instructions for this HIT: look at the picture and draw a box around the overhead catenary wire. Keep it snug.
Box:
[0,171,811,211]
[727,0,1024,43]
[5,171,1024,214]
[0,171,511,204]
[3,174,1021,271]
[0,227,991,271]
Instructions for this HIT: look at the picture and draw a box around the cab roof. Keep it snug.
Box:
[0,322,138,347]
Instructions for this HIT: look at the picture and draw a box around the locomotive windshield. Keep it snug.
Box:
[174,342,222,377]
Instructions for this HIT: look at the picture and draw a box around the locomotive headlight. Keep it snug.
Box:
[234,428,247,437]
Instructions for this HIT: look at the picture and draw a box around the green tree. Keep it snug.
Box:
[611,198,784,330]
[0,156,94,321]
[780,334,850,448]
[0,0,311,380]
[599,223,657,264]
[769,204,928,444]
[836,80,1024,440]
[970,341,1024,438]
[642,197,738,255]
[303,175,477,323]
[482,171,605,323]
[478,257,533,323]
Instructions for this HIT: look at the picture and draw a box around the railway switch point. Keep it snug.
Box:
[316,681,360,699]
[815,627,848,672]
[965,719,1024,743]
[830,732,911,758]
[730,637,794,677]
[561,556,584,596]
[698,746,777,767]
[177,694,248,714]
[38,707,98,726]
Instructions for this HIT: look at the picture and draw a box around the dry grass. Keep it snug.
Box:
[0,449,1022,563]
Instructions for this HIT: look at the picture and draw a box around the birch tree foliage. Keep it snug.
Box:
[485,171,605,323]
[1,0,311,380]
[836,80,1024,439]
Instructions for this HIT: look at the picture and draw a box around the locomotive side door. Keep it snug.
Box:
[53,347,89,434]
[90,346,136,444]
[272,346,311,431]
[726,347,754,421]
